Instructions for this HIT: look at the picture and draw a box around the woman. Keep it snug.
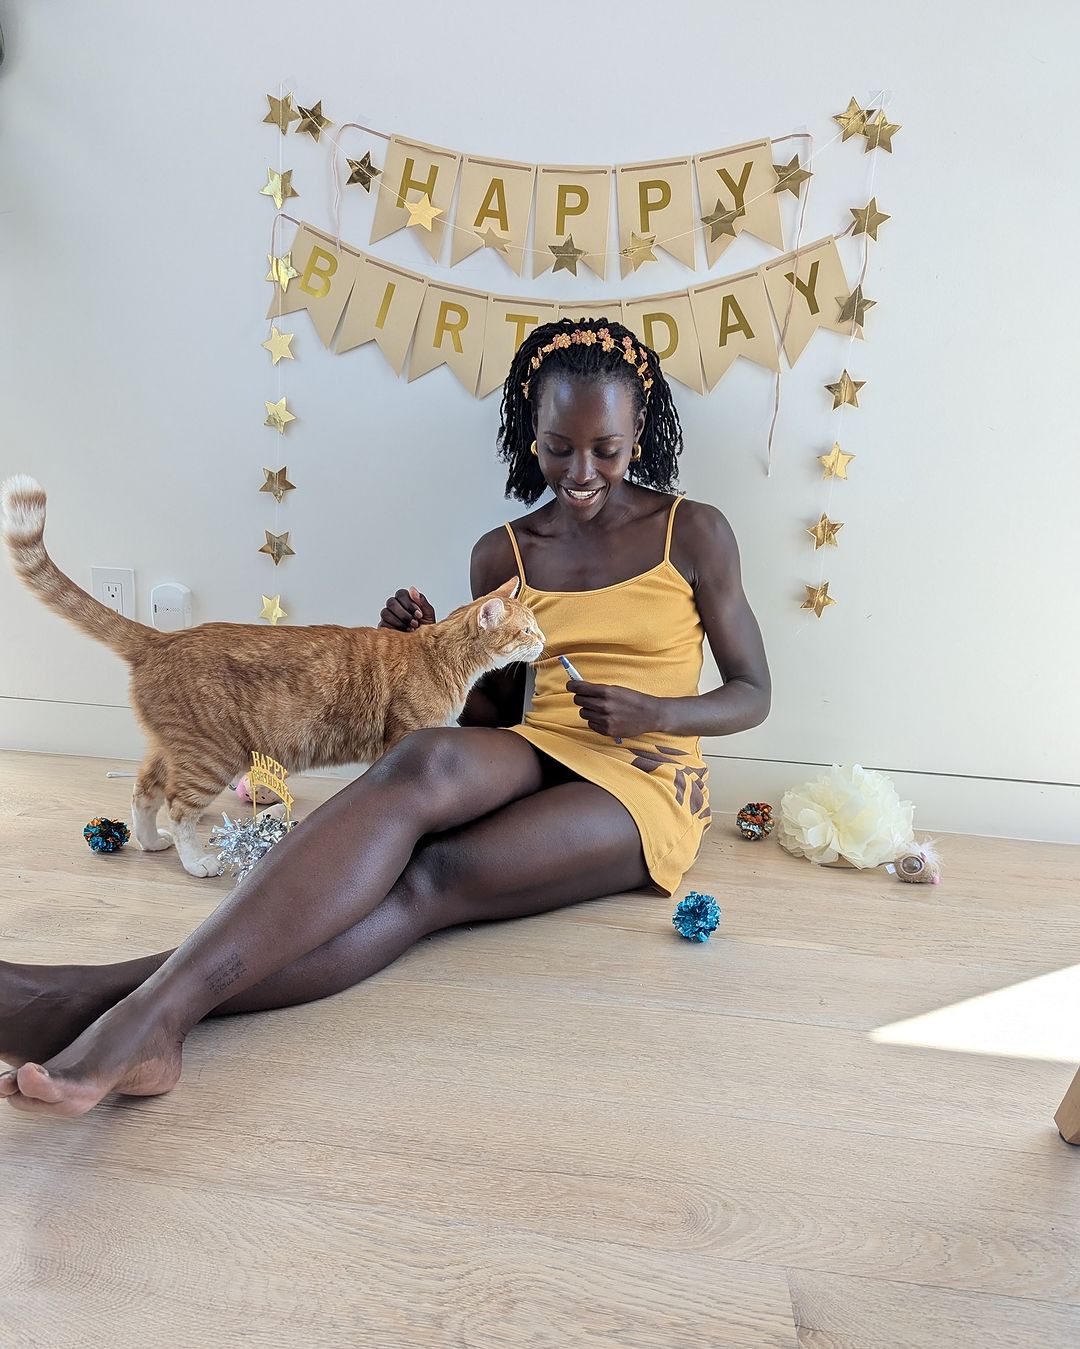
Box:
[0,319,771,1117]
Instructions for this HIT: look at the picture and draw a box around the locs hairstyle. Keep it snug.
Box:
[496,318,683,505]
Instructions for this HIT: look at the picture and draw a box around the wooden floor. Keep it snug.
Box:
[1,750,1078,1348]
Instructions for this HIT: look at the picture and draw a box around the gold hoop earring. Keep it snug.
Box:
[530,440,538,457]
[631,442,642,461]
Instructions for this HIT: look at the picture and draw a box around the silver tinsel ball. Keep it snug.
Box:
[209,810,297,882]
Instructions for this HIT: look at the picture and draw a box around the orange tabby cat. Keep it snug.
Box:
[1,475,544,878]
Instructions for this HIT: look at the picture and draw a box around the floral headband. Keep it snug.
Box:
[520,326,655,402]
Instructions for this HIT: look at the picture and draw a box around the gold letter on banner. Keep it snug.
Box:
[534,165,612,281]
[615,158,696,275]
[688,268,780,388]
[369,135,461,263]
[408,282,488,393]
[693,140,785,268]
[451,155,536,275]
[762,236,852,366]
[265,223,361,348]
[622,291,706,394]
[477,296,560,399]
[336,255,428,376]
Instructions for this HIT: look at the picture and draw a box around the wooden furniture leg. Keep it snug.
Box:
[1055,1067,1080,1144]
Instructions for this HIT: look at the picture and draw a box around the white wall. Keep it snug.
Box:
[1,1,1077,842]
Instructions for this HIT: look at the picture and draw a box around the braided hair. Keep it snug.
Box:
[496,317,683,505]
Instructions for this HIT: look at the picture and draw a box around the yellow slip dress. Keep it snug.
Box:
[504,495,712,896]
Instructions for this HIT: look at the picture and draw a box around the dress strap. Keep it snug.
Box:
[663,495,685,563]
[503,522,528,587]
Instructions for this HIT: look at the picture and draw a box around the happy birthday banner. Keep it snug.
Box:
[267,219,862,400]
[362,134,793,280]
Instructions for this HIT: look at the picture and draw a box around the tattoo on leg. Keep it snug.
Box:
[206,953,248,995]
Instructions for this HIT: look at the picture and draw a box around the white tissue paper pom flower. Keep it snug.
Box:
[776,763,915,869]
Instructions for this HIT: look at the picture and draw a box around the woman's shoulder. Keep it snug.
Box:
[470,523,521,597]
[668,496,740,584]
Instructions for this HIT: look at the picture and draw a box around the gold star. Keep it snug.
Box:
[264,397,296,434]
[802,582,837,618]
[833,97,869,141]
[259,167,299,210]
[404,193,443,231]
[700,199,744,242]
[862,109,902,153]
[259,532,295,566]
[259,594,287,625]
[772,154,812,198]
[806,513,844,549]
[295,100,332,142]
[260,467,296,503]
[836,285,876,332]
[261,326,294,364]
[263,92,301,134]
[621,231,658,271]
[824,370,865,409]
[850,197,891,241]
[819,442,856,480]
[266,251,299,293]
[475,224,512,257]
[346,151,381,191]
[549,234,586,276]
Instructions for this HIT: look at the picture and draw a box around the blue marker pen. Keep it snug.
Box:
[560,655,623,745]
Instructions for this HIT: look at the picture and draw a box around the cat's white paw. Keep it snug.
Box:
[183,853,224,879]
[140,831,174,853]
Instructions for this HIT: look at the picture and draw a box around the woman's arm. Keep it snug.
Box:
[659,501,771,737]
[458,527,527,728]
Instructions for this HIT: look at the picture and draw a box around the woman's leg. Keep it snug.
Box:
[3,736,654,1117]
[1,772,650,1070]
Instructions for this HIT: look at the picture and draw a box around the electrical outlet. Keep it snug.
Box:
[91,567,136,619]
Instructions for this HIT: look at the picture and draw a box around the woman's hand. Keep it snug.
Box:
[379,587,437,631]
[567,679,665,740]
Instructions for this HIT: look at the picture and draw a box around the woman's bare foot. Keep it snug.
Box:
[0,960,127,1070]
[0,991,184,1118]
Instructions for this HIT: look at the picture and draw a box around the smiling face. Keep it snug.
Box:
[532,375,647,519]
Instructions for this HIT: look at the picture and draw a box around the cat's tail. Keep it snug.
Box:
[1,475,155,661]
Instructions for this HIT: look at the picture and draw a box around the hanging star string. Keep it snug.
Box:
[802,582,837,618]
[345,150,381,191]
[621,232,658,270]
[700,199,744,243]
[824,370,865,410]
[259,594,287,625]
[806,514,844,549]
[772,154,812,198]
[850,197,890,241]
[549,234,586,276]
[259,168,299,210]
[475,224,512,257]
[836,285,876,334]
[263,93,301,134]
[295,100,333,142]
[264,397,296,434]
[262,326,294,364]
[861,109,901,153]
[833,97,870,141]
[260,467,296,503]
[819,442,856,480]
[403,193,443,230]
[266,251,299,292]
[259,531,295,566]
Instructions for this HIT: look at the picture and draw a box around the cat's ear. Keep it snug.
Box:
[493,577,520,600]
[478,597,506,630]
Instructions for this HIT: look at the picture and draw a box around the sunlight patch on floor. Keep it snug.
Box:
[871,964,1080,1064]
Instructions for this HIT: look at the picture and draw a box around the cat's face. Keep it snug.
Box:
[476,578,545,667]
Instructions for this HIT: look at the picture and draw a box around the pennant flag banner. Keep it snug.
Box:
[358,134,803,277]
[267,221,862,400]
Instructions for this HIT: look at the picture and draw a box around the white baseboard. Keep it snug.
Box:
[3,697,1076,845]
